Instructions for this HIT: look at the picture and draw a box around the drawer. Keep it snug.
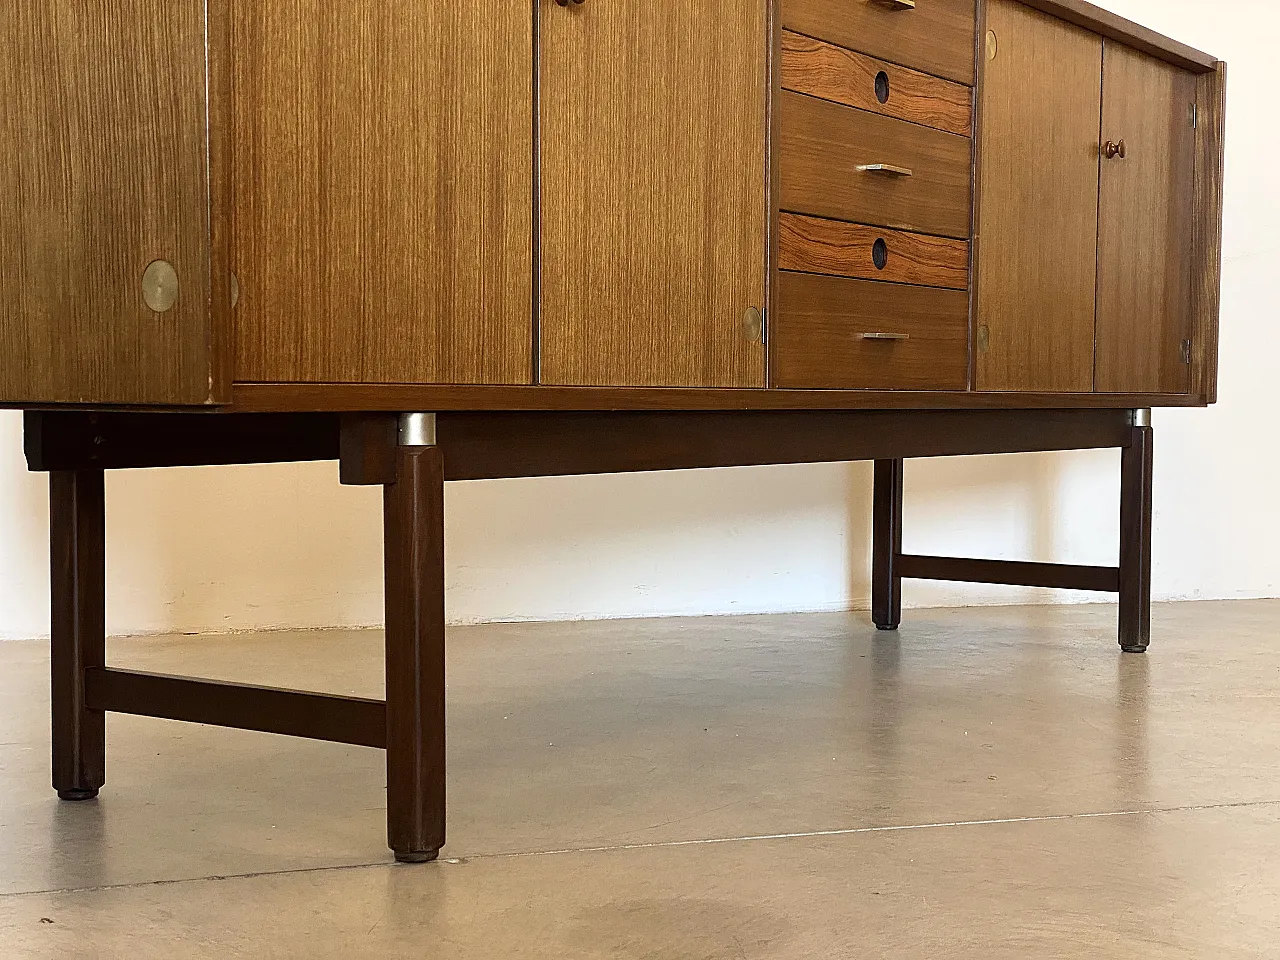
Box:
[773,271,969,390]
[782,31,972,138]
[780,213,969,289]
[780,90,972,239]
[782,0,977,86]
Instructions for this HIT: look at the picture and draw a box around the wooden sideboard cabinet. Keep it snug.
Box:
[1,0,1225,863]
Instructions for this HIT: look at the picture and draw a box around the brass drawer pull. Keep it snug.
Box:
[860,332,910,341]
[857,163,913,178]
[872,0,917,8]
[553,0,586,6]
[1104,139,1127,159]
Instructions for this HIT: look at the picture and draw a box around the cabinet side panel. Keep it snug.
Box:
[974,0,1101,393]
[1190,63,1226,405]
[539,0,768,389]
[1095,43,1197,395]
[232,1,534,385]
[0,1,219,405]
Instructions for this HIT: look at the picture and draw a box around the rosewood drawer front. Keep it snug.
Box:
[773,272,969,390]
[780,213,969,290]
[781,31,972,138]
[780,91,972,240]
[782,0,977,86]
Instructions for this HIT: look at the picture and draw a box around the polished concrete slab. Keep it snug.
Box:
[1,600,1279,957]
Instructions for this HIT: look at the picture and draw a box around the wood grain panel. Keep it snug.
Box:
[539,0,767,388]
[1014,0,1217,73]
[1095,43,1197,395]
[0,0,225,404]
[780,92,972,239]
[779,214,969,290]
[975,0,1102,393]
[229,381,1204,413]
[1190,63,1226,404]
[231,0,533,385]
[783,0,977,85]
[773,272,968,390]
[782,31,972,137]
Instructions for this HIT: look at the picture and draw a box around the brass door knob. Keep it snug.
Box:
[1103,139,1127,160]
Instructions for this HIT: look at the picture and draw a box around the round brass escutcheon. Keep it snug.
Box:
[742,306,764,344]
[142,260,179,313]
[986,30,998,62]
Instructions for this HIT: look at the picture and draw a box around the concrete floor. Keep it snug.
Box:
[1,600,1278,958]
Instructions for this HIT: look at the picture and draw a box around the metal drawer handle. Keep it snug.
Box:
[554,0,586,6]
[872,0,917,9]
[860,332,910,341]
[1103,139,1127,160]
[857,163,913,178]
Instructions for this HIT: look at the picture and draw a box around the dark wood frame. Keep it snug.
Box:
[871,418,1153,652]
[29,406,1154,861]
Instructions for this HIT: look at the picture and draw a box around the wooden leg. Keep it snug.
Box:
[1119,423,1154,653]
[383,432,446,863]
[50,470,106,801]
[872,459,904,631]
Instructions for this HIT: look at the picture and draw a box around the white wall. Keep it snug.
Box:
[0,0,1275,640]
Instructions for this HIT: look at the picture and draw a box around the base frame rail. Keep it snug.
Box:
[870,410,1154,652]
[27,405,1148,862]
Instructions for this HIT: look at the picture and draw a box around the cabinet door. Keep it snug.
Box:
[232,0,533,385]
[975,0,1102,393]
[0,0,230,405]
[1095,43,1197,395]
[539,0,768,388]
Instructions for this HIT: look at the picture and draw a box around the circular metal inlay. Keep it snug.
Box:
[872,239,889,271]
[742,306,764,344]
[874,71,890,104]
[231,272,241,309]
[986,30,998,62]
[142,260,179,313]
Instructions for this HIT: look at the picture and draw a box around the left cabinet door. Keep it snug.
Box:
[0,0,232,405]
[232,0,534,386]
[539,0,768,388]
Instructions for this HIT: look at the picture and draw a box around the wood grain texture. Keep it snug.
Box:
[49,469,106,800]
[1095,43,1197,395]
[773,272,969,390]
[229,381,1205,412]
[782,0,977,85]
[1190,63,1226,404]
[782,31,972,137]
[539,0,767,388]
[1014,0,1216,73]
[871,459,904,629]
[780,91,972,239]
[975,0,1101,393]
[779,214,969,290]
[0,0,224,405]
[434,408,1132,480]
[384,442,447,862]
[231,0,533,385]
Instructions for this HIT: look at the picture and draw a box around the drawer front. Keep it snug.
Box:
[780,213,969,290]
[782,31,972,138]
[782,0,977,86]
[773,271,969,390]
[780,91,972,239]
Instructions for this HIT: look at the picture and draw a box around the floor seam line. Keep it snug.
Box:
[4,797,1278,900]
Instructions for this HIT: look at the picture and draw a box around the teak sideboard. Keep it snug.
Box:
[1,0,1225,862]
